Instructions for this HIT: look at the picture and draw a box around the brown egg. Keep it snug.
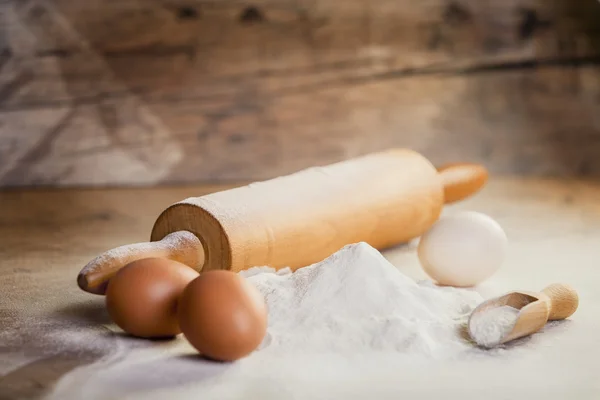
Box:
[178,270,267,361]
[106,257,199,338]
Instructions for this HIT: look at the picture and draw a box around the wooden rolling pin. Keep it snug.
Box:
[78,148,488,295]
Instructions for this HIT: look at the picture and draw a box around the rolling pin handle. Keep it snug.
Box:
[77,230,204,295]
[437,163,488,204]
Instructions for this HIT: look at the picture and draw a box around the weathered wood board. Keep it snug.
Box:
[1,0,600,187]
[2,178,600,399]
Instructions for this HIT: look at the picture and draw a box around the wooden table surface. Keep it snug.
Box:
[1,178,600,399]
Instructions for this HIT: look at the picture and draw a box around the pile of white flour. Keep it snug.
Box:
[241,242,483,358]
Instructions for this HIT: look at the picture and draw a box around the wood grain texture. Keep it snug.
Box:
[1,0,600,187]
[0,183,229,400]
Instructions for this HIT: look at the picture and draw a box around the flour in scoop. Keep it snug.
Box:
[468,305,520,348]
[241,242,484,358]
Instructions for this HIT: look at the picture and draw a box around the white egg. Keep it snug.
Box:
[417,211,507,287]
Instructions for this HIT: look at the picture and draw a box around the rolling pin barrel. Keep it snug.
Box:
[151,149,444,273]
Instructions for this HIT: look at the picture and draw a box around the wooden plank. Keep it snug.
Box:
[3,0,600,107]
[1,0,600,187]
[2,64,600,187]
[1,178,600,398]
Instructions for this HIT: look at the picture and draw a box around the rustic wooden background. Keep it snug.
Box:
[1,0,600,188]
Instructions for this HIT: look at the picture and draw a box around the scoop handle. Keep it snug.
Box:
[77,230,203,295]
[540,283,579,321]
[437,163,488,204]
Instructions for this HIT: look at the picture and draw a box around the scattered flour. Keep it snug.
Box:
[468,305,520,348]
[240,242,483,358]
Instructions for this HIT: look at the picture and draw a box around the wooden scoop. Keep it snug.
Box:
[467,283,579,348]
[78,149,488,295]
